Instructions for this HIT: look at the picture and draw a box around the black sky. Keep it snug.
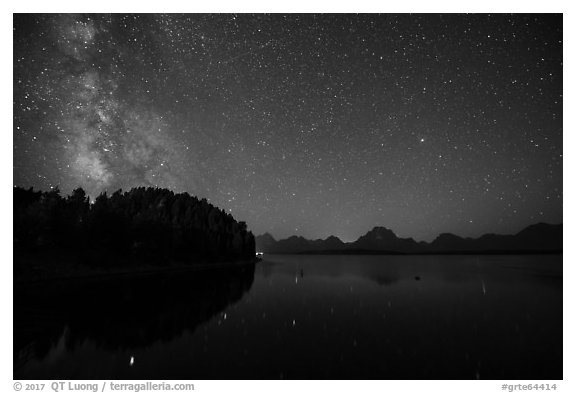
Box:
[13,14,562,241]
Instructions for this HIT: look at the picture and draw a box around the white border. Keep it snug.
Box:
[2,2,572,392]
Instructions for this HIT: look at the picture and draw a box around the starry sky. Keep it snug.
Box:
[13,14,562,242]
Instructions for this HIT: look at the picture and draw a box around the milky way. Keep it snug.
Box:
[14,15,194,197]
[13,14,562,241]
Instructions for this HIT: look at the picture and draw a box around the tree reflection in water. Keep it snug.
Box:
[14,263,255,373]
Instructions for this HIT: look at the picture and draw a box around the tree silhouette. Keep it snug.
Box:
[13,186,256,267]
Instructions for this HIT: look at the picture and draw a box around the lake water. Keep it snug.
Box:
[14,254,562,379]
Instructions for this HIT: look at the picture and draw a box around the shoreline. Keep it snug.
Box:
[260,249,562,256]
[14,256,261,287]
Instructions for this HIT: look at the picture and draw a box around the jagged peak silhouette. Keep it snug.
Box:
[256,223,562,254]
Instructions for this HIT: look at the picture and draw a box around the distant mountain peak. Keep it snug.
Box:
[370,226,394,233]
[360,226,397,241]
[258,232,276,242]
[434,233,464,242]
[517,222,562,235]
[255,222,562,254]
[286,235,306,241]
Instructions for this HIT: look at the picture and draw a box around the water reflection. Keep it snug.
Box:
[14,255,562,379]
[14,264,255,378]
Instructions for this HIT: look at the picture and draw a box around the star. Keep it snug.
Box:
[13,14,562,242]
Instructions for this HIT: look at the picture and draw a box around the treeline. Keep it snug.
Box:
[13,186,255,266]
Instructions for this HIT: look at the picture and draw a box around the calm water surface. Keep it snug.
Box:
[14,254,562,379]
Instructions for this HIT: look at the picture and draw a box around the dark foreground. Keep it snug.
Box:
[14,254,562,379]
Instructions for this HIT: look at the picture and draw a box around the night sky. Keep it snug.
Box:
[13,14,562,242]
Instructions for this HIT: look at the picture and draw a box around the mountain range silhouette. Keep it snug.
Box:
[255,223,562,254]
